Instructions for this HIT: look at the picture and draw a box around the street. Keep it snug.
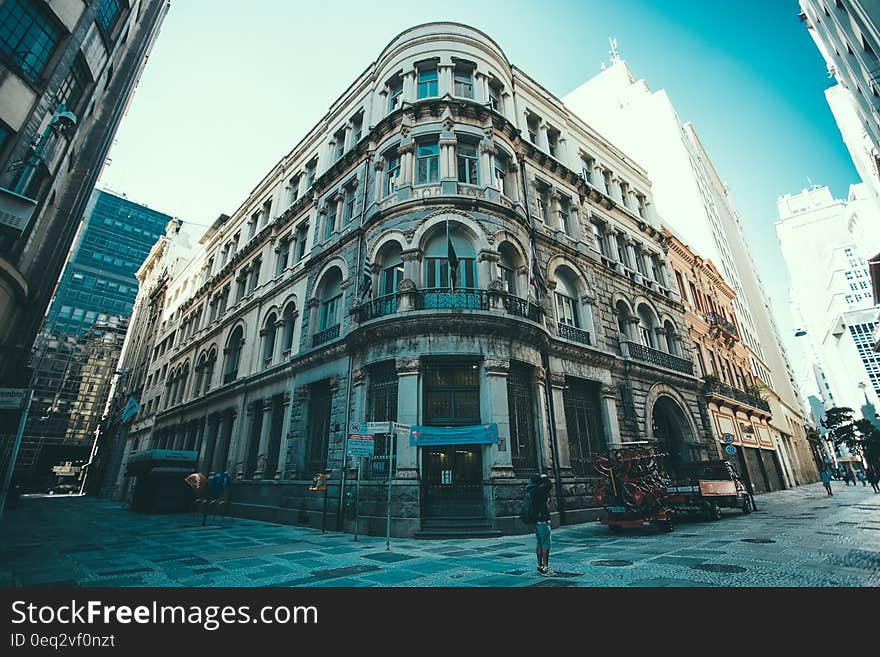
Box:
[1,483,878,587]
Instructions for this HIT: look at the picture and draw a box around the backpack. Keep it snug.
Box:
[519,487,537,524]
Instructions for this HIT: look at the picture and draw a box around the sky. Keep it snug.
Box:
[98,0,860,400]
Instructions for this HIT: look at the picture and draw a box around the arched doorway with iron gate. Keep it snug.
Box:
[646,388,700,479]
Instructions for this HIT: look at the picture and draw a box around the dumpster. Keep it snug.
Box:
[125,449,199,513]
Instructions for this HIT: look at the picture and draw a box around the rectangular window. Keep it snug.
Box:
[97,0,122,35]
[424,361,481,426]
[276,236,290,276]
[388,79,403,112]
[488,82,502,112]
[57,57,91,112]
[351,114,362,145]
[537,186,551,224]
[320,295,340,330]
[453,66,474,98]
[333,128,346,161]
[249,259,261,292]
[558,196,572,234]
[555,292,580,327]
[305,159,317,188]
[385,154,401,196]
[493,152,509,195]
[416,140,440,184]
[235,275,246,302]
[295,224,308,262]
[0,0,60,81]
[343,186,356,223]
[325,201,337,240]
[547,129,559,157]
[417,67,438,98]
[288,174,301,205]
[457,141,479,185]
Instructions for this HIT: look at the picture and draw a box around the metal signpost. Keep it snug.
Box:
[0,389,33,524]
[348,433,375,542]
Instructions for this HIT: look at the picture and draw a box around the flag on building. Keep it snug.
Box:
[360,252,372,299]
[120,396,141,423]
[447,223,459,290]
[529,237,547,300]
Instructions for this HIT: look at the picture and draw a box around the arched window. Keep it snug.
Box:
[664,320,679,355]
[177,364,189,404]
[262,312,277,365]
[204,349,216,392]
[424,225,476,290]
[314,268,343,346]
[223,326,244,384]
[554,269,580,328]
[636,303,659,349]
[193,353,207,397]
[281,303,297,354]
[378,242,404,297]
[616,300,633,339]
[498,242,521,296]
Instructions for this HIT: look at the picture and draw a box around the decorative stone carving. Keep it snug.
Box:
[351,368,366,387]
[397,278,416,292]
[396,356,420,375]
[484,358,509,375]
[487,279,506,293]
[549,372,566,388]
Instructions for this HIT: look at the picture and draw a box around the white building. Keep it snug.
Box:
[563,59,819,485]
[776,184,880,417]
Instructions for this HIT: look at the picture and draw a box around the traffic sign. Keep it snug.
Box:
[725,444,737,456]
[391,422,410,435]
[347,434,376,457]
[722,432,735,445]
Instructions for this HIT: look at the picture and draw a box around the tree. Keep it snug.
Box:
[822,407,880,470]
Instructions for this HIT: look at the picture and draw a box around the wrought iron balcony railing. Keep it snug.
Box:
[313,324,340,346]
[557,322,591,345]
[416,288,490,311]
[504,294,543,322]
[705,311,739,339]
[358,294,397,322]
[625,341,693,375]
[703,379,771,412]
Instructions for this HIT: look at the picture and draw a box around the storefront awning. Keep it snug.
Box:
[410,424,499,446]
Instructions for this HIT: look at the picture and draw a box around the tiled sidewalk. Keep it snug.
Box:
[1,482,878,587]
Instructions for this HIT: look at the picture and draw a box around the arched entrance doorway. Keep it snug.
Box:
[651,395,697,478]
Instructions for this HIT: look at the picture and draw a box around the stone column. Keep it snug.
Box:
[397,141,414,200]
[484,358,514,478]
[276,391,293,479]
[400,248,421,287]
[438,63,454,97]
[219,411,238,475]
[253,399,274,479]
[351,368,367,432]
[373,157,385,202]
[475,72,489,103]
[548,371,572,471]
[210,413,228,473]
[600,383,622,447]
[199,415,217,473]
[402,71,415,103]
[439,137,457,193]
[549,190,562,232]
[479,140,493,191]
[477,249,499,290]
[538,123,550,152]
[534,365,553,475]
[395,357,420,479]
[306,297,319,345]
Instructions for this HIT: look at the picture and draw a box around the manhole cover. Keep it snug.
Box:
[692,563,747,573]
[591,560,633,567]
[740,538,776,544]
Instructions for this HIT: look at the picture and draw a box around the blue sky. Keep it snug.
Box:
[100,0,858,388]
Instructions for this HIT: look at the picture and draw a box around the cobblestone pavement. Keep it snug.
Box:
[2,482,879,587]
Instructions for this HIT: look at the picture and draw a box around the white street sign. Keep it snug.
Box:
[347,434,376,457]
[0,388,28,410]
[391,422,410,435]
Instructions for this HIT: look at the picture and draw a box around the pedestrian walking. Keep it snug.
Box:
[857,470,867,487]
[522,473,555,576]
[820,469,833,496]
[866,467,880,494]
[844,470,855,486]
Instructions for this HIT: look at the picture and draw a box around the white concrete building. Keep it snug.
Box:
[563,59,819,485]
[776,184,880,416]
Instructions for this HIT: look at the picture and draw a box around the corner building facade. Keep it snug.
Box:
[129,24,715,536]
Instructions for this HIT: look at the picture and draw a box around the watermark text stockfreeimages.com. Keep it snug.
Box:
[11,600,318,632]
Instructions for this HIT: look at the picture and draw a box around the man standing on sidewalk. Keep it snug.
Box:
[820,468,833,496]
[527,474,555,576]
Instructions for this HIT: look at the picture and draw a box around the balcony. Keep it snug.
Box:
[705,312,739,339]
[313,324,340,346]
[358,294,397,322]
[416,288,489,311]
[504,294,543,322]
[704,379,771,413]
[625,341,693,375]
[557,322,591,345]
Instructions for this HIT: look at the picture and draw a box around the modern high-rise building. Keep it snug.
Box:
[564,59,819,485]
[800,1,880,180]
[14,188,175,489]
[776,184,880,416]
[0,0,170,388]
